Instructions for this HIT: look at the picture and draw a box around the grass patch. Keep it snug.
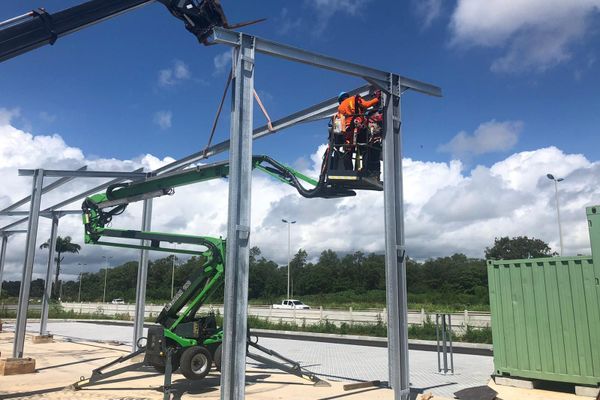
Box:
[0,304,492,344]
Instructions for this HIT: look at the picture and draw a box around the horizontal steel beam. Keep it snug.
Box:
[155,84,373,174]
[212,28,442,97]
[0,210,80,217]
[18,169,148,179]
[43,168,144,211]
[0,168,144,231]
[0,229,27,236]
[3,84,371,229]
[0,217,27,231]
[0,166,87,213]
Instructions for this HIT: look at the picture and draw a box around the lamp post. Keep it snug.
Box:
[171,244,177,298]
[281,219,296,300]
[77,262,87,303]
[547,174,565,255]
[102,256,112,303]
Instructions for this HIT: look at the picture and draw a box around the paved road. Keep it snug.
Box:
[2,302,491,329]
[4,321,494,398]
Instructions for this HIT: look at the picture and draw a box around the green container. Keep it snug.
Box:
[487,206,600,386]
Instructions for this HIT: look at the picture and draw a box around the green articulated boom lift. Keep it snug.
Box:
[71,155,357,396]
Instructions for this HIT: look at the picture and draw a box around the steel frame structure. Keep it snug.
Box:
[0,84,371,358]
[211,28,440,400]
[0,230,27,298]
[2,27,440,400]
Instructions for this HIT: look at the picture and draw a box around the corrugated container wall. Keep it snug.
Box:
[487,205,600,386]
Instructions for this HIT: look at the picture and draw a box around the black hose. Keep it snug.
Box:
[256,154,355,199]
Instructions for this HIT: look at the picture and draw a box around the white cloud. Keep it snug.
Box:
[153,110,172,130]
[1,118,600,284]
[305,0,372,34]
[413,0,443,29]
[213,51,231,76]
[0,107,20,125]
[39,111,56,123]
[449,0,600,73]
[158,60,191,87]
[278,8,303,35]
[438,120,522,159]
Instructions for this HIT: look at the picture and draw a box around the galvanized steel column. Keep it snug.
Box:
[40,212,59,335]
[220,33,255,400]
[0,234,8,298]
[383,75,410,399]
[13,169,44,358]
[132,198,152,350]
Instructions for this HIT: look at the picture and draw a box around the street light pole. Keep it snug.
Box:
[171,244,177,298]
[77,262,86,303]
[102,256,112,303]
[547,174,565,255]
[281,219,296,300]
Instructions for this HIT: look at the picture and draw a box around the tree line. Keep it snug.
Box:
[0,235,556,309]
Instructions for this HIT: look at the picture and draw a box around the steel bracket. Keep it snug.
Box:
[241,55,254,66]
[396,246,406,263]
[236,224,250,240]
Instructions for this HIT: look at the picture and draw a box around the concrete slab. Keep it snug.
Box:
[495,376,535,389]
[575,385,599,398]
[31,334,54,344]
[489,380,594,399]
[0,357,36,376]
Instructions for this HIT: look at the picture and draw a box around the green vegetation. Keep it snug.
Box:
[0,304,492,343]
[1,236,552,314]
[39,235,82,299]
[485,236,556,260]
[0,302,132,321]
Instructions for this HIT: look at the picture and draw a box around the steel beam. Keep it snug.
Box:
[1,85,371,225]
[132,198,152,351]
[155,84,373,175]
[0,210,81,216]
[18,169,147,179]
[212,28,441,97]
[383,75,410,399]
[0,230,27,298]
[39,213,59,336]
[0,166,86,213]
[0,169,144,231]
[0,235,7,298]
[220,35,255,400]
[13,169,44,358]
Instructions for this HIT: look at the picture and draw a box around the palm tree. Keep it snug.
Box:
[39,236,81,299]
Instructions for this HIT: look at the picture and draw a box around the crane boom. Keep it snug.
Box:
[0,0,152,62]
[0,0,262,63]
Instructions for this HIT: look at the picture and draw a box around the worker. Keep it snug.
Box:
[337,91,381,133]
[334,90,381,173]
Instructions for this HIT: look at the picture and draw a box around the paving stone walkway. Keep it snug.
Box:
[10,321,494,398]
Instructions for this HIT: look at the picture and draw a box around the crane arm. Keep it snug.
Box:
[0,0,262,63]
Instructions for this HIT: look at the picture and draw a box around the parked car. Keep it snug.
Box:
[111,298,125,305]
[272,299,310,310]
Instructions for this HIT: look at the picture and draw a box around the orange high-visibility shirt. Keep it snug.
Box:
[337,96,379,130]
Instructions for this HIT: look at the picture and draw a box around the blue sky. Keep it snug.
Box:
[1,0,599,169]
[2,1,600,279]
